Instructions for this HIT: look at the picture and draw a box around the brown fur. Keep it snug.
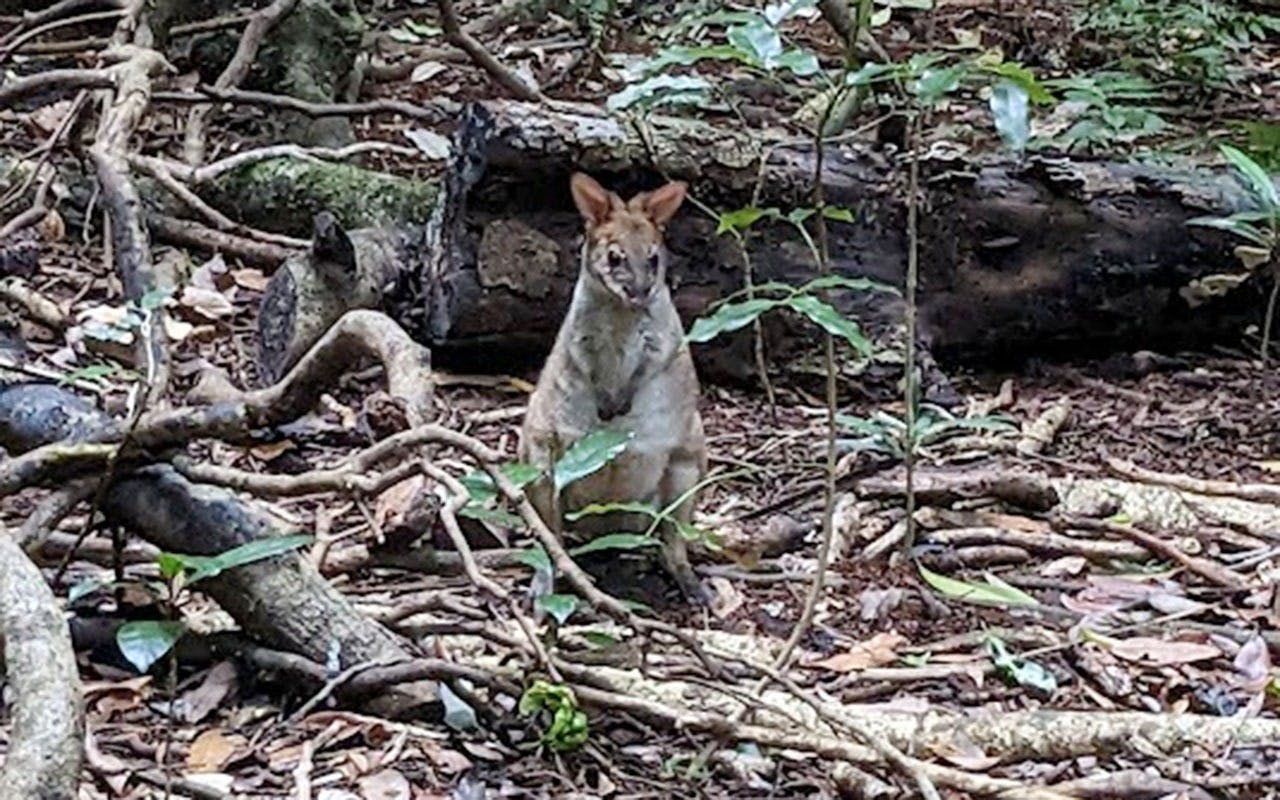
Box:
[520,174,709,602]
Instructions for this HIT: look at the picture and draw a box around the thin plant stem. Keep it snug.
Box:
[1262,272,1279,367]
[902,111,922,549]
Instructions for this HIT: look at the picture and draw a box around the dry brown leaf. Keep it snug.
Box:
[163,312,195,342]
[358,769,411,800]
[1258,461,1280,474]
[375,475,425,530]
[1040,555,1087,577]
[808,632,906,672]
[708,576,744,619]
[249,439,295,462]
[1110,637,1221,666]
[179,286,235,321]
[176,661,238,724]
[39,209,65,242]
[26,100,73,134]
[1234,634,1272,693]
[231,268,270,292]
[186,729,245,772]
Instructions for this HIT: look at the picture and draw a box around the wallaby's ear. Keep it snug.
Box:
[570,173,614,227]
[312,210,356,274]
[643,181,687,227]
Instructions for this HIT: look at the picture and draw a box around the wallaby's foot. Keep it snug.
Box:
[661,535,711,606]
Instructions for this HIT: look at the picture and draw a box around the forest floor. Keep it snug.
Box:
[2,0,1280,798]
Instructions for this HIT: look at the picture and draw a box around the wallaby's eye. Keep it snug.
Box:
[607,249,624,269]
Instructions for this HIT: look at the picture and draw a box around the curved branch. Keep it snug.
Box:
[0,531,83,800]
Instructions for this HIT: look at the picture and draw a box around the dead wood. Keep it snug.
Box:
[920,525,1149,562]
[181,0,300,165]
[1059,515,1250,589]
[856,466,1060,510]
[1017,397,1072,455]
[0,384,437,716]
[1107,458,1280,505]
[0,528,83,800]
[147,212,298,267]
[0,67,113,107]
[437,0,544,102]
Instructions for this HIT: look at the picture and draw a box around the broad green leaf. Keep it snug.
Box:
[461,462,541,506]
[607,74,710,112]
[536,593,580,624]
[773,48,820,77]
[821,206,855,223]
[402,19,442,38]
[989,81,1029,154]
[554,428,633,491]
[117,620,185,673]
[918,564,1039,607]
[440,682,479,731]
[728,18,782,66]
[716,206,772,235]
[914,65,966,106]
[517,544,554,577]
[175,535,313,585]
[566,501,658,521]
[69,577,108,603]
[458,505,524,527]
[686,298,782,343]
[980,62,1053,105]
[636,45,749,77]
[1220,144,1279,212]
[785,294,873,355]
[570,533,659,556]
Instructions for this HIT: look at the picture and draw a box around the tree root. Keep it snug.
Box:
[0,528,83,800]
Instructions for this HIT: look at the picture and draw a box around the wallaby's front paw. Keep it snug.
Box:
[676,573,714,607]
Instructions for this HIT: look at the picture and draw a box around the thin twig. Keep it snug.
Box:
[437,0,545,102]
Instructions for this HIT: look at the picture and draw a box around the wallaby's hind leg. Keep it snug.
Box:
[660,455,710,605]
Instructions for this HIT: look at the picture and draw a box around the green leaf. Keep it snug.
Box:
[570,533,659,556]
[458,504,524,527]
[987,637,1058,693]
[461,462,541,506]
[635,45,750,77]
[785,208,815,226]
[763,0,816,25]
[171,535,313,585]
[403,19,442,38]
[728,18,782,66]
[59,363,120,386]
[440,682,479,731]
[1220,144,1279,212]
[554,428,633,491]
[914,64,966,106]
[785,294,873,355]
[773,48,820,76]
[138,287,170,311]
[536,593,580,624]
[980,62,1053,105]
[517,544,554,577]
[988,81,1030,154]
[821,206,854,223]
[716,206,772,235]
[68,577,108,603]
[1186,215,1272,247]
[607,74,710,112]
[117,620,185,673]
[686,298,782,343]
[917,564,1039,607]
[845,62,899,87]
[580,630,620,649]
[566,501,658,521]
[801,274,899,295]
[156,552,186,581]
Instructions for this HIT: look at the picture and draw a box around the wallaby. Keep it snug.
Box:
[256,211,403,385]
[520,173,709,604]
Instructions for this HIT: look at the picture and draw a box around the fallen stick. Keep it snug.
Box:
[1016,397,1072,456]
[1107,457,1280,506]
[148,212,298,267]
[1060,515,1250,590]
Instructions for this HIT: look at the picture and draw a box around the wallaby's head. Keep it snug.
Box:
[310,211,358,287]
[570,173,687,309]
